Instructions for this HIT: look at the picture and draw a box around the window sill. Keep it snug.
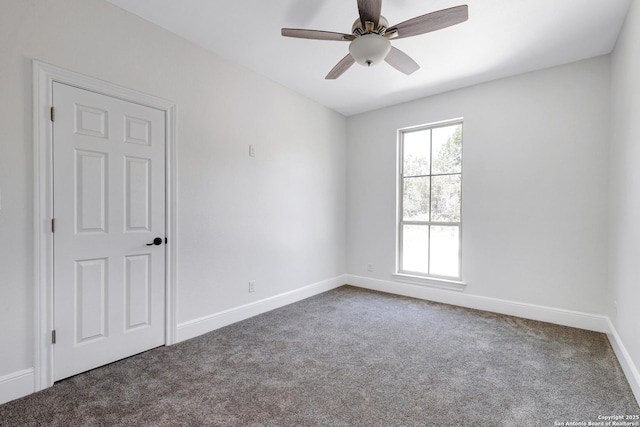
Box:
[392,273,467,292]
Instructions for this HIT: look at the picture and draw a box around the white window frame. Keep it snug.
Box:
[395,118,465,290]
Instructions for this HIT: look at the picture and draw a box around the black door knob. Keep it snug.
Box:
[146,237,163,246]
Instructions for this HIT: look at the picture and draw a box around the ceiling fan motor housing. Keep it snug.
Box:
[351,16,389,35]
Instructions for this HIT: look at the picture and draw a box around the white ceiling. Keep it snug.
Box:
[106,0,631,116]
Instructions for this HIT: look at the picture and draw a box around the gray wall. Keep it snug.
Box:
[347,57,610,314]
[0,0,347,387]
[609,0,640,399]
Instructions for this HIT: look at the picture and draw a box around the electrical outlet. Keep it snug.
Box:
[249,145,256,157]
[249,280,256,293]
[613,300,618,317]
[367,263,373,272]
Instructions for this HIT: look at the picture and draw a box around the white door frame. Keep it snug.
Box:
[32,60,177,391]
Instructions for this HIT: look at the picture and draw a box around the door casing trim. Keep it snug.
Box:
[33,60,177,391]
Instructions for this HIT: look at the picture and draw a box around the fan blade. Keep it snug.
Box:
[325,54,356,79]
[281,28,354,41]
[385,46,420,75]
[387,5,468,39]
[357,0,382,28]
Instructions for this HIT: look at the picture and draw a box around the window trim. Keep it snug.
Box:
[392,273,466,291]
[396,118,464,284]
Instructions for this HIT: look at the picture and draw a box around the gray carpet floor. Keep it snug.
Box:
[1,286,638,426]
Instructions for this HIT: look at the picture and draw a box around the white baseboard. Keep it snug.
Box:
[606,319,640,406]
[345,275,609,333]
[0,369,34,405]
[176,275,346,342]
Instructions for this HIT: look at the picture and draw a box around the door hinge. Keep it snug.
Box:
[51,218,56,233]
[51,330,56,344]
[50,106,55,122]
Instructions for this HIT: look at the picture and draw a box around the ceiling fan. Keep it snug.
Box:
[281,0,468,79]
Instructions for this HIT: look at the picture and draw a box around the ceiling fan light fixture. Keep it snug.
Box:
[349,34,391,67]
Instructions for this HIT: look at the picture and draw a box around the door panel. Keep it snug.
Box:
[124,254,151,330]
[75,258,108,343]
[75,149,108,233]
[53,82,166,381]
[125,156,151,231]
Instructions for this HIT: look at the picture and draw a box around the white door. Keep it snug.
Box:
[52,82,166,381]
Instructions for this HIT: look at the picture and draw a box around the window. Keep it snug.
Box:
[397,119,463,281]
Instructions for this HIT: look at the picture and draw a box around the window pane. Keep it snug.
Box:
[432,124,462,175]
[403,130,430,176]
[431,174,461,222]
[403,177,430,220]
[429,226,459,277]
[402,225,429,273]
